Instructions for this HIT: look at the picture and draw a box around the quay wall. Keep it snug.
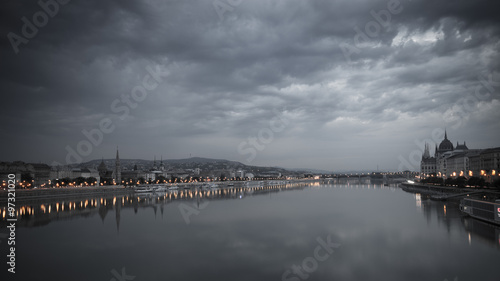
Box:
[0,186,132,203]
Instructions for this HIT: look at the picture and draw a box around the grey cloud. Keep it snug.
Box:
[0,0,499,170]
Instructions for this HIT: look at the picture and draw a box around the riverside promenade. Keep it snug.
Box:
[400,182,500,201]
[0,186,134,204]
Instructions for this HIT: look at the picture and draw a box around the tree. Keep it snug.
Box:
[455,177,467,188]
[421,177,443,185]
[87,177,97,186]
[74,177,86,186]
[467,177,485,188]
[156,176,167,183]
[444,177,454,186]
[21,172,33,183]
[492,179,500,189]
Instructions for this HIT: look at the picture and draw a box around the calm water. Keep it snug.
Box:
[2,182,500,281]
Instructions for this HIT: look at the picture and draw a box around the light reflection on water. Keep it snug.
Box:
[1,182,499,281]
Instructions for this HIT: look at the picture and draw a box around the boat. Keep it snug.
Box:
[135,185,154,193]
[201,183,219,191]
[460,198,500,226]
[153,185,169,192]
[168,185,179,190]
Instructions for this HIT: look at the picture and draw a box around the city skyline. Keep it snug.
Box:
[1,0,500,171]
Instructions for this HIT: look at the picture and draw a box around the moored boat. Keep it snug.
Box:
[460,198,500,226]
[135,185,154,193]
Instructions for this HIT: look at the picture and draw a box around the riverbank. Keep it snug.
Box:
[0,179,321,203]
[0,186,133,203]
[400,182,500,200]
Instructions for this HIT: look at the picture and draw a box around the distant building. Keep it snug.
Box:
[469,147,500,181]
[0,161,50,188]
[420,143,436,176]
[420,131,499,182]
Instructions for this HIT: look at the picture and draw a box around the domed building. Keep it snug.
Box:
[437,131,454,153]
[97,159,107,177]
[421,130,473,178]
[420,131,499,182]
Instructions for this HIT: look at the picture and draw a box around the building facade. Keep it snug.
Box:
[420,131,499,182]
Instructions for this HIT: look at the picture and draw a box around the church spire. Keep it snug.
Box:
[423,143,430,159]
[115,146,121,184]
[160,155,165,171]
[444,129,448,140]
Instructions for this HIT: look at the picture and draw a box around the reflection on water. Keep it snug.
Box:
[407,191,500,250]
[2,182,499,281]
[0,181,320,229]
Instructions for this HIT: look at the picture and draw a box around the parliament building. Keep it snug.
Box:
[420,131,499,182]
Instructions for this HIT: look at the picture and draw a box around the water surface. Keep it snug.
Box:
[2,182,499,280]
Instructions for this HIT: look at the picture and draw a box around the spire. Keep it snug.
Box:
[423,143,430,159]
[160,155,165,171]
[115,146,121,184]
[444,129,448,140]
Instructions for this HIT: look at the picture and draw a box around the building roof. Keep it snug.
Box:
[438,131,454,151]
[98,159,107,172]
[455,141,468,150]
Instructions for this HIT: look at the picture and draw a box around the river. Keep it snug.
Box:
[1,181,499,280]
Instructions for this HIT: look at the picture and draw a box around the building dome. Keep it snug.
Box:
[438,131,454,151]
[98,159,107,172]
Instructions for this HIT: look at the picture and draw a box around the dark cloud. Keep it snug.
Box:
[1,0,499,170]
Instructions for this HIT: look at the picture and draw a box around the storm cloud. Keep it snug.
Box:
[1,0,499,171]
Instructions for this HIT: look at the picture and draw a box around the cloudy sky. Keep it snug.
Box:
[1,0,499,171]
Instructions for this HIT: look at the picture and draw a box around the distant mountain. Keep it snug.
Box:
[77,157,297,175]
[81,157,243,167]
[163,157,241,165]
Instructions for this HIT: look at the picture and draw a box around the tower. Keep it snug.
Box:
[422,143,430,159]
[160,155,165,171]
[115,147,121,184]
[98,157,107,178]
